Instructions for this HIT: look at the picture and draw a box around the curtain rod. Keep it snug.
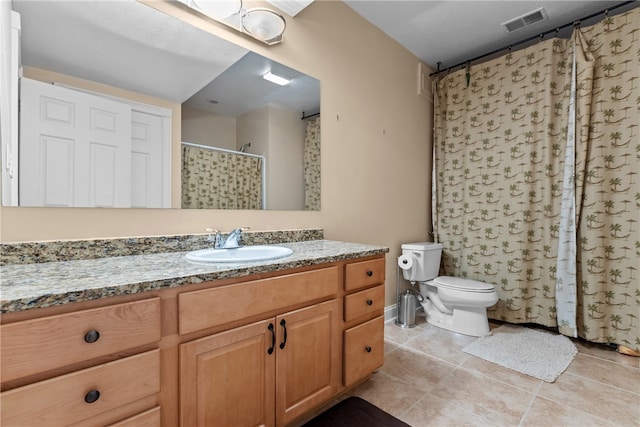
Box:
[301,111,320,120]
[430,0,635,77]
[181,142,264,159]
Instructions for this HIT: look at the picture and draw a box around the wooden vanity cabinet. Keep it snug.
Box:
[1,253,386,427]
[180,299,341,427]
[0,298,162,427]
[342,258,385,387]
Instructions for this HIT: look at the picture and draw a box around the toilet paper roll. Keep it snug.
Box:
[398,254,414,270]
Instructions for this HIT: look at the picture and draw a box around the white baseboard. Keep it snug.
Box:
[384,304,397,323]
[384,304,424,323]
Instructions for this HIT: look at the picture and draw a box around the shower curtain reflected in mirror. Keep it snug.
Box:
[181,143,264,209]
[304,117,321,211]
[433,8,639,351]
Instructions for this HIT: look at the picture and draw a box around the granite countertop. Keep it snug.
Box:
[0,240,388,314]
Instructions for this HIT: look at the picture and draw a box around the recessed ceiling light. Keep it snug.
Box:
[263,71,290,86]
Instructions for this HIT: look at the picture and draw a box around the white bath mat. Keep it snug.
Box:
[462,324,577,382]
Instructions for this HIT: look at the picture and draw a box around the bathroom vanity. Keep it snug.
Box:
[0,236,387,427]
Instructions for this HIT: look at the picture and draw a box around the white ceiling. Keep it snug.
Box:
[13,0,634,114]
[12,0,320,117]
[344,1,634,70]
[13,0,249,104]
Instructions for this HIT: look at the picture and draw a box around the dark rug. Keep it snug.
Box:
[303,397,410,427]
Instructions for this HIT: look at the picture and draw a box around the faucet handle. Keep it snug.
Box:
[205,228,224,248]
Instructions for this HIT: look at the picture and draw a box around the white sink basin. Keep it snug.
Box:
[185,245,293,263]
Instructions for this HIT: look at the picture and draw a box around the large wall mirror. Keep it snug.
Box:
[5,0,320,210]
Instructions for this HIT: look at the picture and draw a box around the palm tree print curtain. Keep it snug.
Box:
[574,9,639,350]
[433,7,639,350]
[434,36,574,329]
[304,117,321,211]
[181,144,263,210]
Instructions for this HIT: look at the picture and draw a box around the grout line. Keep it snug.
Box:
[562,370,640,396]
[516,381,543,427]
[575,349,640,372]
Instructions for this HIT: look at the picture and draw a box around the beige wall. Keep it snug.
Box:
[267,106,306,210]
[182,106,236,150]
[0,0,433,306]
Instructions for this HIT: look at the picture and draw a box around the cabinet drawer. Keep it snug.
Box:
[343,316,384,387]
[344,258,385,292]
[344,285,384,323]
[1,298,161,383]
[1,350,160,427]
[107,406,161,427]
[179,266,339,335]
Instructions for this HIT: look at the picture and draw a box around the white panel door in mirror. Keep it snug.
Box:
[19,78,132,207]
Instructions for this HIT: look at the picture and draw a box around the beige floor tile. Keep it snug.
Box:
[400,393,494,427]
[538,372,640,426]
[520,396,620,427]
[574,339,640,369]
[350,370,427,417]
[385,339,399,354]
[566,353,640,394]
[404,323,477,365]
[460,355,542,393]
[355,321,639,427]
[385,320,429,345]
[380,346,456,393]
[430,368,534,425]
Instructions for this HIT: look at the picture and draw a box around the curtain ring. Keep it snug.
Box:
[574,19,581,28]
[465,61,471,88]
[555,27,560,36]
[604,9,608,17]
[539,33,544,41]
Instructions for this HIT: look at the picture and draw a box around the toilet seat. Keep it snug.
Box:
[433,276,495,293]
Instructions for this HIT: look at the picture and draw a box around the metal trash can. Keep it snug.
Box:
[395,289,418,328]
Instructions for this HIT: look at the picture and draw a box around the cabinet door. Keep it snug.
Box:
[180,319,276,427]
[275,299,341,426]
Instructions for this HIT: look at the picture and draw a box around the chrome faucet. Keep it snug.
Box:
[206,228,224,248]
[220,227,250,249]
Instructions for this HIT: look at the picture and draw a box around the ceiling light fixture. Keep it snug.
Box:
[188,0,286,45]
[263,71,290,86]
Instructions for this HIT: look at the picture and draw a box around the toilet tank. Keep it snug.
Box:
[400,242,443,282]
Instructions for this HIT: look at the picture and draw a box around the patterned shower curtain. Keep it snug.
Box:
[181,144,263,209]
[304,117,321,211]
[433,7,639,350]
[574,10,639,350]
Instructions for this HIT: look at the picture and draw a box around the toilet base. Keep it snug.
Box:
[420,299,491,337]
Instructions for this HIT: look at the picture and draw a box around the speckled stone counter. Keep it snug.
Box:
[0,229,324,266]
[1,240,388,314]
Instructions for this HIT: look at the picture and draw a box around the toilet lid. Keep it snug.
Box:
[434,276,495,292]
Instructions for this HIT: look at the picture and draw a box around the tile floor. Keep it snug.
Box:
[347,316,640,427]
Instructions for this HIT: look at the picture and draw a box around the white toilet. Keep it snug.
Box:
[398,242,498,337]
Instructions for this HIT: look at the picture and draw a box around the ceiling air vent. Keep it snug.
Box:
[502,7,547,32]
